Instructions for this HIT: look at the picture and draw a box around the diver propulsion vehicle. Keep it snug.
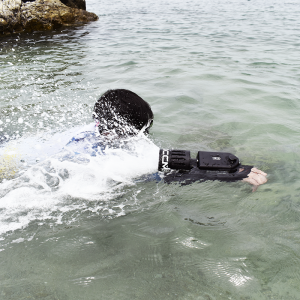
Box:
[158,149,252,184]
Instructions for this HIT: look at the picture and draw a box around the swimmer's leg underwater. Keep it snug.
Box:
[0,145,21,181]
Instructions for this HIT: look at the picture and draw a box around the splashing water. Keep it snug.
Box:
[0,126,159,236]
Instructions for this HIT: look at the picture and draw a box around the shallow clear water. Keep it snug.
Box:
[1,0,300,299]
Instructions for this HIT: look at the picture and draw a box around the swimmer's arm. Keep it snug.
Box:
[240,167,267,192]
[213,166,267,191]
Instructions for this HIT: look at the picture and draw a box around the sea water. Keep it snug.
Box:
[1,0,300,299]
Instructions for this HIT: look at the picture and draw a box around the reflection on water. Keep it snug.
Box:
[1,0,300,298]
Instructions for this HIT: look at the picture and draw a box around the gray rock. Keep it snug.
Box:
[23,0,86,10]
[0,0,98,36]
[60,0,86,10]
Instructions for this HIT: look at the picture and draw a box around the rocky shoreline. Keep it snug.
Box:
[0,0,98,37]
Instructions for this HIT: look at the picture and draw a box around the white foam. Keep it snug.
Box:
[0,130,159,236]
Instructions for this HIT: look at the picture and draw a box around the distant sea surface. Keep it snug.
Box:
[1,0,300,299]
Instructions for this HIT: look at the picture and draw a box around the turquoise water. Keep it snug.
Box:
[1,0,300,298]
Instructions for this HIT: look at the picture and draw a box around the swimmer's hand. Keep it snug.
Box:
[242,167,267,192]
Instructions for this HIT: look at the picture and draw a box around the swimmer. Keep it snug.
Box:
[0,88,267,190]
[88,89,267,190]
[65,89,154,155]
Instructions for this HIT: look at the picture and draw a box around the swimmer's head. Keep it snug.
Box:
[93,89,154,137]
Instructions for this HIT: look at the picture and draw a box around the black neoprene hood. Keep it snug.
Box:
[94,89,154,135]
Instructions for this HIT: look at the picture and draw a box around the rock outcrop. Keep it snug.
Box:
[60,0,85,10]
[0,0,98,36]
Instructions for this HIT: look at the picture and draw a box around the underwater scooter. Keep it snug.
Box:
[158,149,253,184]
